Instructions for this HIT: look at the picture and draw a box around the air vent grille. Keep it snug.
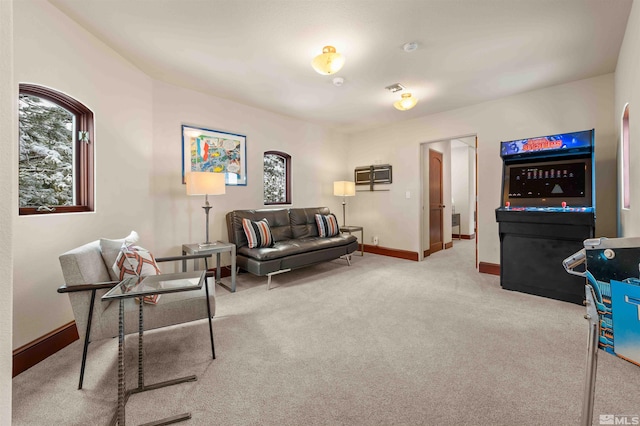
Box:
[385,83,405,93]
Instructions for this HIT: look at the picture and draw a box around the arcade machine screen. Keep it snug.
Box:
[508,162,586,199]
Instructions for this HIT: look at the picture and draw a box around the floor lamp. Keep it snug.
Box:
[333,181,356,227]
[186,172,226,247]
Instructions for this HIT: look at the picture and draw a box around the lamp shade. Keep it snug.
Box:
[186,172,226,196]
[333,181,356,197]
[393,93,418,111]
[312,46,345,75]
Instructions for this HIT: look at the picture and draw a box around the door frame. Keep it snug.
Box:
[419,134,478,266]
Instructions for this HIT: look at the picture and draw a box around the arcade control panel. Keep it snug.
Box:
[496,205,594,213]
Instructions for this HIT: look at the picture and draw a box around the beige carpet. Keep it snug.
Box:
[12,240,640,425]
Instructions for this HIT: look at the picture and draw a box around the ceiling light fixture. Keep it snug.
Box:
[312,46,345,75]
[393,93,418,111]
[403,41,418,52]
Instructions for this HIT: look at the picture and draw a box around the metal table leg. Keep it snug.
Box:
[110,298,196,425]
[117,299,126,425]
[216,253,221,285]
[204,257,215,359]
[231,245,236,292]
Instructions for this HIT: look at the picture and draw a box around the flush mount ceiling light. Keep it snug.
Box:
[403,41,418,52]
[312,45,345,75]
[393,93,418,111]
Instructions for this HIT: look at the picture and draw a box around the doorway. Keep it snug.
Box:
[420,136,477,265]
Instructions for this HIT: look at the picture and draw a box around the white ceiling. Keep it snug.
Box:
[50,0,632,134]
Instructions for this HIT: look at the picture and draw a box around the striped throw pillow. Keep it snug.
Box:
[242,218,274,248]
[315,213,340,237]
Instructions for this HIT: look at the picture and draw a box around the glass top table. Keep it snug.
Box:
[102,270,207,426]
[103,271,205,300]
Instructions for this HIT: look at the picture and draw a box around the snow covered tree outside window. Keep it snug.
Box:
[18,84,94,215]
[19,94,75,208]
[263,151,291,205]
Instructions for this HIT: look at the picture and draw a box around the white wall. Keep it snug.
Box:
[150,80,348,262]
[346,74,616,265]
[451,144,472,235]
[615,1,640,237]
[12,0,154,348]
[467,145,476,236]
[0,0,14,421]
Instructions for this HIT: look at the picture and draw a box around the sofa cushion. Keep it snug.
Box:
[242,218,274,248]
[238,234,357,262]
[315,213,340,237]
[289,207,330,238]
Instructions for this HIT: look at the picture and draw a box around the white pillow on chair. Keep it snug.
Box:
[99,230,139,281]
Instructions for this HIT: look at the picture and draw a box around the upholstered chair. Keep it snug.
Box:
[57,239,216,389]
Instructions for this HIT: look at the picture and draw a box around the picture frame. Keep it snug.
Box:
[181,124,247,186]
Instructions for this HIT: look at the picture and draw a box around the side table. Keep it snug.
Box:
[340,226,364,256]
[102,271,209,426]
[182,242,237,292]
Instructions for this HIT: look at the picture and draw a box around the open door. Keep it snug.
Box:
[429,149,444,254]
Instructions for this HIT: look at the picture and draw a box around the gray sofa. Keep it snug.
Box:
[226,207,358,288]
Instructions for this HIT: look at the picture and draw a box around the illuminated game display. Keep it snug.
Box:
[508,161,586,199]
[495,129,596,304]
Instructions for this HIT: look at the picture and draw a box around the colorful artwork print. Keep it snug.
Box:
[182,125,247,185]
[191,136,241,173]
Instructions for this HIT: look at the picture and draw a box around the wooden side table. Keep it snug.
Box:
[182,242,237,292]
[340,226,364,256]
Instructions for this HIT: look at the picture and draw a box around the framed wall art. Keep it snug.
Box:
[181,124,247,186]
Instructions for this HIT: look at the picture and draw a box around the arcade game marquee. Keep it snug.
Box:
[495,129,595,304]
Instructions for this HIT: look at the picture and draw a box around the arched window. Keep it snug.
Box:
[622,104,630,209]
[263,151,291,205]
[18,84,94,215]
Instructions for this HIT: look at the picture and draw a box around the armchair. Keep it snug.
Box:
[58,239,216,390]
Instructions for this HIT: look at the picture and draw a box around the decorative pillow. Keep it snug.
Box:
[315,213,340,237]
[100,231,140,281]
[242,218,274,248]
[113,244,162,304]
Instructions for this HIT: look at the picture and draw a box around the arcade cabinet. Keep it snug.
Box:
[495,129,596,304]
